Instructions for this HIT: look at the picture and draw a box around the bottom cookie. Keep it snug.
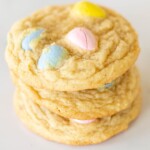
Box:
[14,89,141,146]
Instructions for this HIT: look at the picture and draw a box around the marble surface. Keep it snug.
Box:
[0,0,150,149]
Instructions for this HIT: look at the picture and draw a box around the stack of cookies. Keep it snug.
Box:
[6,1,141,146]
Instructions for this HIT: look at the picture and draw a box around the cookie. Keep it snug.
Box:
[15,66,140,119]
[14,88,141,145]
[6,1,140,91]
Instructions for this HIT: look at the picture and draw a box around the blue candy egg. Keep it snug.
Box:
[22,29,44,51]
[38,44,69,70]
[104,83,113,89]
[98,81,114,91]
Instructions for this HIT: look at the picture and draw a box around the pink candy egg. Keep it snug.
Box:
[71,119,96,124]
[67,27,97,50]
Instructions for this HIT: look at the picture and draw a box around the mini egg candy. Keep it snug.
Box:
[73,1,106,18]
[67,27,97,50]
[71,119,96,124]
[22,29,44,51]
[38,44,69,70]
[98,81,114,91]
[105,83,114,89]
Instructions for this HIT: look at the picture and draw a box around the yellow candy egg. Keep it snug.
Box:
[73,1,106,18]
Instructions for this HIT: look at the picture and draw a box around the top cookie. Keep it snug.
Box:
[6,1,140,91]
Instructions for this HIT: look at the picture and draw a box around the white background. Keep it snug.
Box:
[0,0,150,149]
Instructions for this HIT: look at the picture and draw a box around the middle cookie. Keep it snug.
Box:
[16,66,139,120]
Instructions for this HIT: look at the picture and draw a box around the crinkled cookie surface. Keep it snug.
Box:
[15,67,140,120]
[14,88,141,145]
[6,2,140,91]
